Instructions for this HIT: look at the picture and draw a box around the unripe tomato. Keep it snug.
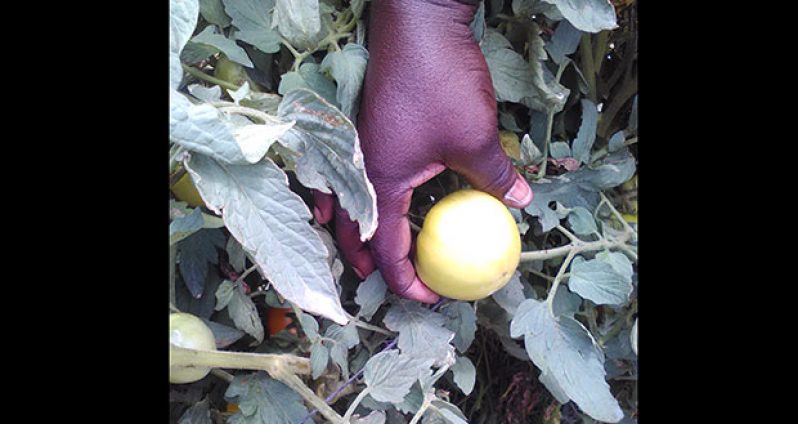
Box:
[267,307,294,336]
[414,189,521,300]
[169,313,217,384]
[213,55,260,93]
[171,172,205,208]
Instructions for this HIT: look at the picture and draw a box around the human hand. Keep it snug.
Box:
[314,0,533,303]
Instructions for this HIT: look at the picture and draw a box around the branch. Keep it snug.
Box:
[169,345,310,375]
[181,64,240,91]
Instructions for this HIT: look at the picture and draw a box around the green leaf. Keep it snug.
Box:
[546,19,582,65]
[363,350,434,403]
[568,255,632,306]
[177,267,224,319]
[325,322,359,377]
[608,131,625,152]
[274,0,322,49]
[200,0,231,27]
[551,284,582,317]
[224,0,282,54]
[170,90,247,164]
[572,99,599,164]
[181,41,219,65]
[520,134,543,166]
[187,84,223,103]
[549,141,571,159]
[277,89,378,240]
[202,318,246,348]
[178,396,212,424]
[170,0,200,89]
[239,92,283,115]
[310,339,329,378]
[596,250,634,283]
[441,302,477,353]
[469,0,486,42]
[178,228,224,298]
[354,410,386,424]
[225,372,309,424]
[320,43,369,121]
[423,400,469,424]
[225,115,295,164]
[185,154,348,324]
[450,356,476,395]
[355,270,388,321]
[510,299,624,423]
[491,271,525,316]
[296,310,320,339]
[383,300,455,363]
[216,280,265,342]
[191,26,253,67]
[567,206,598,236]
[499,110,522,132]
[524,149,636,232]
[225,236,247,273]
[278,63,339,107]
[170,207,204,245]
[539,0,618,33]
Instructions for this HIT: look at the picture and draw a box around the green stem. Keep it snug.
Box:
[409,396,433,424]
[169,345,311,375]
[518,231,630,263]
[593,30,610,81]
[534,60,569,180]
[580,34,597,102]
[181,64,239,91]
[589,136,638,164]
[546,250,577,317]
[342,387,370,423]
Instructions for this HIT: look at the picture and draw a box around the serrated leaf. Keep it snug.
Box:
[441,302,477,353]
[225,372,309,424]
[310,339,329,379]
[277,89,378,241]
[178,228,224,298]
[191,26,253,67]
[384,300,455,362]
[178,396,212,424]
[355,270,388,321]
[511,299,623,422]
[492,271,525,316]
[278,63,339,107]
[223,0,282,53]
[274,0,322,49]
[220,280,265,342]
[170,0,200,90]
[200,0,231,27]
[202,318,247,348]
[363,350,434,403]
[320,43,369,121]
[539,0,618,33]
[423,400,469,424]
[185,154,348,324]
[481,29,568,113]
[546,19,582,64]
[170,90,248,164]
[524,149,636,232]
[572,99,599,164]
[568,255,632,305]
[567,206,598,236]
[170,207,204,245]
[450,356,476,395]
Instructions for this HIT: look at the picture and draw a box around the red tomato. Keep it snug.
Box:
[267,307,293,336]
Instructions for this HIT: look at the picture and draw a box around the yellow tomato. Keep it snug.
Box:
[414,189,521,301]
[169,312,217,384]
[171,172,205,208]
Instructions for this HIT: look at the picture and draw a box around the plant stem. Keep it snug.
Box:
[580,34,597,102]
[534,60,569,180]
[519,231,630,263]
[236,264,260,284]
[351,319,395,337]
[341,387,370,423]
[599,192,637,240]
[409,396,433,424]
[181,64,240,91]
[211,368,235,383]
[546,250,577,316]
[589,136,638,163]
[215,104,284,125]
[169,345,311,375]
[277,371,343,423]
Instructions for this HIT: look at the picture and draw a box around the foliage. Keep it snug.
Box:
[169,0,638,423]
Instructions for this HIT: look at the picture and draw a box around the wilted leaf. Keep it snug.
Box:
[225,372,309,424]
[186,154,348,324]
[320,43,369,120]
[567,206,598,236]
[277,89,378,240]
[510,299,624,423]
[191,26,253,67]
[224,0,282,53]
[384,300,455,362]
[178,228,224,298]
[170,0,199,89]
[450,356,476,395]
[572,99,599,164]
[441,302,477,353]
[568,255,632,305]
[355,271,388,321]
[363,350,434,403]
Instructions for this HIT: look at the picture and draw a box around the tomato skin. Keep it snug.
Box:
[171,172,205,208]
[169,313,217,384]
[267,307,294,336]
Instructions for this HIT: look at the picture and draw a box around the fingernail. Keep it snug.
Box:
[503,174,533,208]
